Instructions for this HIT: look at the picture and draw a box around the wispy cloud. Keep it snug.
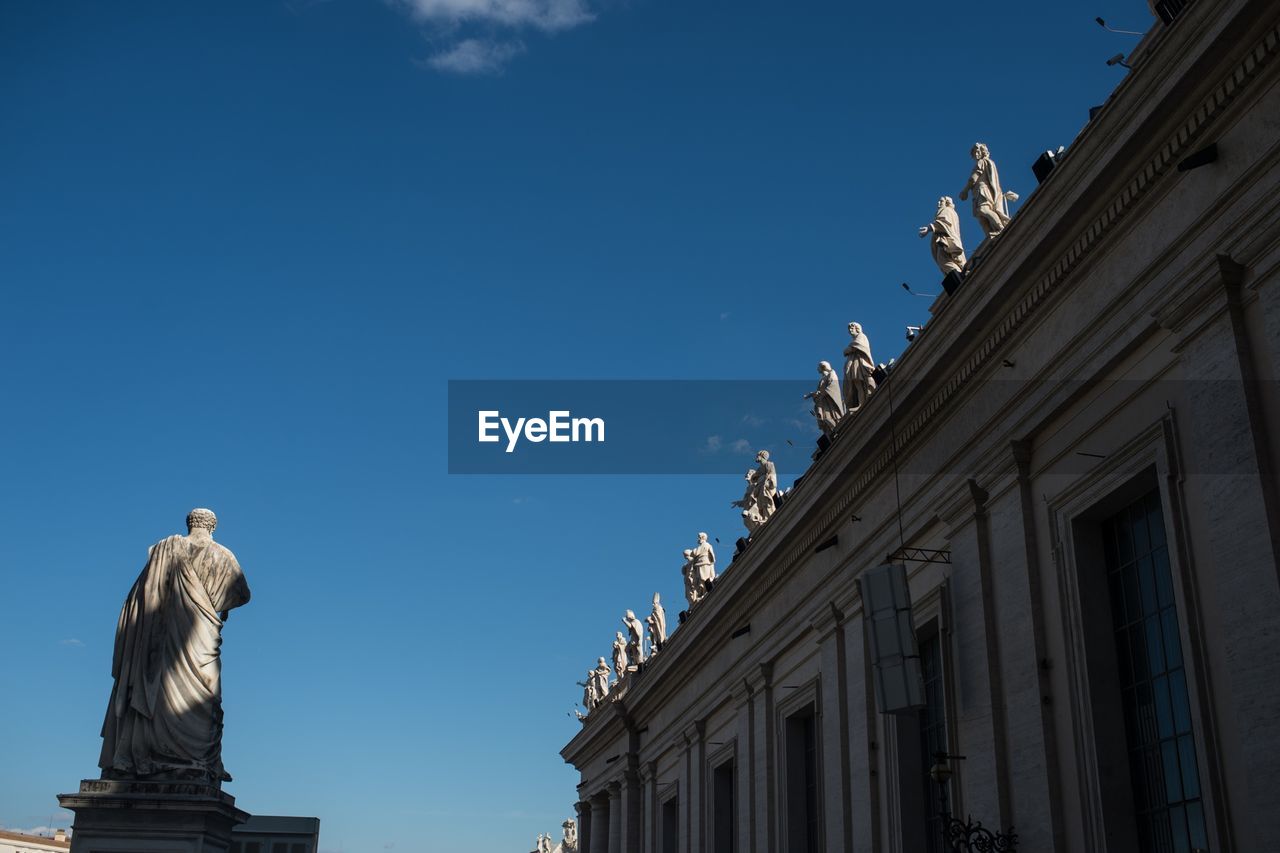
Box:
[702,435,723,453]
[423,38,526,74]
[59,638,85,648]
[393,0,595,74]
[729,438,753,454]
[396,0,593,31]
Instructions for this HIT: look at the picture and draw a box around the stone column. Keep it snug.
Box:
[937,478,1010,828]
[607,781,623,853]
[621,767,642,853]
[590,792,610,853]
[731,678,756,853]
[641,761,658,853]
[812,600,854,853]
[747,662,776,852]
[577,800,591,853]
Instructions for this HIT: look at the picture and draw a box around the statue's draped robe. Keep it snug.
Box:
[968,156,1011,230]
[99,534,250,781]
[844,333,876,411]
[813,371,846,435]
[930,204,967,274]
[692,542,717,585]
[591,665,610,701]
[651,602,667,646]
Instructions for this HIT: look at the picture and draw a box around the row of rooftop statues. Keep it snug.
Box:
[919,143,1019,277]
[576,145,1021,720]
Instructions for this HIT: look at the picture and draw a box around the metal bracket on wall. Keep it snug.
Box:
[886,547,952,565]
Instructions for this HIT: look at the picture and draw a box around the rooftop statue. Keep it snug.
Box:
[959,142,1019,239]
[919,196,968,275]
[612,631,629,680]
[736,450,779,535]
[563,818,579,852]
[99,508,251,785]
[623,609,646,665]
[592,657,611,702]
[648,592,667,651]
[681,548,700,607]
[582,667,597,711]
[690,531,717,597]
[804,360,846,437]
[843,323,876,412]
[538,832,553,853]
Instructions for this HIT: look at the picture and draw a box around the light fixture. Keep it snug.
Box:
[1106,53,1132,70]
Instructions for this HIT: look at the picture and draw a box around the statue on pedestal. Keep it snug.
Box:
[919,196,968,275]
[563,818,579,852]
[648,592,667,651]
[591,657,611,703]
[612,631,628,680]
[803,361,845,437]
[623,610,645,665]
[537,832,553,853]
[959,142,1018,239]
[843,324,876,412]
[98,508,251,785]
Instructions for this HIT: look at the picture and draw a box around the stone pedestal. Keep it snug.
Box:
[57,779,249,853]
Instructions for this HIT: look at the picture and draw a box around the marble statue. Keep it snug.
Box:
[98,508,251,785]
[681,548,699,606]
[690,531,717,599]
[582,668,597,711]
[623,609,645,664]
[649,592,667,650]
[733,451,778,535]
[733,469,765,533]
[537,832,553,853]
[803,360,846,437]
[919,196,968,275]
[959,143,1018,239]
[592,657,611,702]
[612,631,628,679]
[563,818,579,852]
[843,323,876,412]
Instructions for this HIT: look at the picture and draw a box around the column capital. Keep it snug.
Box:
[810,599,847,642]
[937,476,990,535]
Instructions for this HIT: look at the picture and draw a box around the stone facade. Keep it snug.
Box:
[561,1,1280,851]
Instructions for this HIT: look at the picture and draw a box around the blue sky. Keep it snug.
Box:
[0,1,1146,849]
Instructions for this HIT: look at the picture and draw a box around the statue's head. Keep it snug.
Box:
[848,321,861,335]
[683,548,694,559]
[598,656,607,667]
[756,450,770,463]
[938,196,954,211]
[653,592,661,604]
[616,631,625,640]
[698,531,708,543]
[187,508,217,533]
[818,360,832,374]
[625,609,635,620]
[971,142,989,160]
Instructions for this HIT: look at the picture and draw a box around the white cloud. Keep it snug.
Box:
[729,438,753,454]
[59,638,85,647]
[702,435,723,453]
[397,0,593,31]
[393,0,594,74]
[424,38,526,74]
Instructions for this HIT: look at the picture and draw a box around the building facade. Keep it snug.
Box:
[0,830,70,853]
[561,1,1280,851]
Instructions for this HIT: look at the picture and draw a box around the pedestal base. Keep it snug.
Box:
[58,779,249,853]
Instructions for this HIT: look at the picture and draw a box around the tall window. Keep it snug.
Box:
[661,796,679,853]
[712,759,735,853]
[784,705,821,853]
[918,631,949,853]
[1102,489,1207,853]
